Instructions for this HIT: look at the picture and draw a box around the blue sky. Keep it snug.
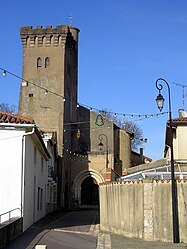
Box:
[1,0,187,160]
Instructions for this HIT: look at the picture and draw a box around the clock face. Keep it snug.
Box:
[79,142,89,152]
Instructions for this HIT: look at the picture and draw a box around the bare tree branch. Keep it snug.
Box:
[0,103,17,113]
[101,108,144,150]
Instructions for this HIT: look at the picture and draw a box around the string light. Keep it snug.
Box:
[22,81,28,87]
[0,67,66,101]
[0,67,168,120]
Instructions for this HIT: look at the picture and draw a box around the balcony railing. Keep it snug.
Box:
[0,208,21,224]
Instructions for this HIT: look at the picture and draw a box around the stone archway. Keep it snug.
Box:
[81,176,99,205]
[72,169,104,207]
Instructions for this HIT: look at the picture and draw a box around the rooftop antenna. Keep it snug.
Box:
[172,82,187,109]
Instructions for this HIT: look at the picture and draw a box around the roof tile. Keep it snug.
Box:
[0,111,34,124]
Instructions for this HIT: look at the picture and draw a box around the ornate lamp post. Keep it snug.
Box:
[155,78,179,243]
[98,134,109,168]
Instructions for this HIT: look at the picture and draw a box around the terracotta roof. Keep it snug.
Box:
[0,111,35,124]
[167,117,187,124]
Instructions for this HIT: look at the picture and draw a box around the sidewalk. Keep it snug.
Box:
[110,234,187,249]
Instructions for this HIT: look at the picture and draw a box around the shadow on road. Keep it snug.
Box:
[4,209,99,249]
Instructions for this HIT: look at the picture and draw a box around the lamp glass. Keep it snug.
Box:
[98,141,103,151]
[156,93,164,112]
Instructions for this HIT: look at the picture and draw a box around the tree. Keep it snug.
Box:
[122,120,143,150]
[100,108,143,150]
[0,103,17,113]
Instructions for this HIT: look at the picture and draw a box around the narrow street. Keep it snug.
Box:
[4,210,187,249]
[4,210,100,249]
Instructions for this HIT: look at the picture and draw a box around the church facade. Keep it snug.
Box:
[18,24,133,209]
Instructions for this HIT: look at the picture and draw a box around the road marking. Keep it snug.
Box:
[35,245,47,249]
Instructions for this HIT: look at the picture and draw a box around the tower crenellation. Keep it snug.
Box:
[20,25,79,48]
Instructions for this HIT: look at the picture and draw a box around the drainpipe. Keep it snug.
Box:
[21,127,35,219]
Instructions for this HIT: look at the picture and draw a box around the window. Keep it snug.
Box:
[37,57,42,68]
[34,146,37,165]
[40,189,43,210]
[79,142,89,152]
[37,187,40,211]
[45,57,50,68]
[37,187,43,211]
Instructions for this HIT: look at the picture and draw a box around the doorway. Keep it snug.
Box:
[81,176,99,205]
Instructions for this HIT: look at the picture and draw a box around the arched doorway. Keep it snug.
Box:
[81,176,99,205]
[72,169,104,208]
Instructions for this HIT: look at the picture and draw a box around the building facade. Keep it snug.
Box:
[18,24,133,209]
[0,111,53,231]
[165,111,187,160]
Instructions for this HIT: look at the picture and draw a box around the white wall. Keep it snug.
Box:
[0,128,24,222]
[175,125,187,159]
[0,126,49,231]
[23,135,48,231]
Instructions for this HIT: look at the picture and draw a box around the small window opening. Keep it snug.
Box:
[37,57,42,68]
[45,57,50,68]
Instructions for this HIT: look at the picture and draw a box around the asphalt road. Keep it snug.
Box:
[4,210,187,249]
[4,210,99,249]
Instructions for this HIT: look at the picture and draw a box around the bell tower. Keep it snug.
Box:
[19,25,80,208]
[19,25,80,156]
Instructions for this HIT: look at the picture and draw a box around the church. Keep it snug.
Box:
[18,24,134,209]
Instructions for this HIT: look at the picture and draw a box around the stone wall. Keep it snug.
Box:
[99,179,187,243]
[0,218,23,248]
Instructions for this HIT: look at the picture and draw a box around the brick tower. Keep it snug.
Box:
[18,25,80,207]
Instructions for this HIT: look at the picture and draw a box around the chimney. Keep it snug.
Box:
[140,148,144,164]
[178,108,187,118]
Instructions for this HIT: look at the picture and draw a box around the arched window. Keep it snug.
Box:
[37,57,42,68]
[45,57,50,68]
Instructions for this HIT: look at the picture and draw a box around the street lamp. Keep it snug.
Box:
[98,134,109,168]
[155,78,179,243]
